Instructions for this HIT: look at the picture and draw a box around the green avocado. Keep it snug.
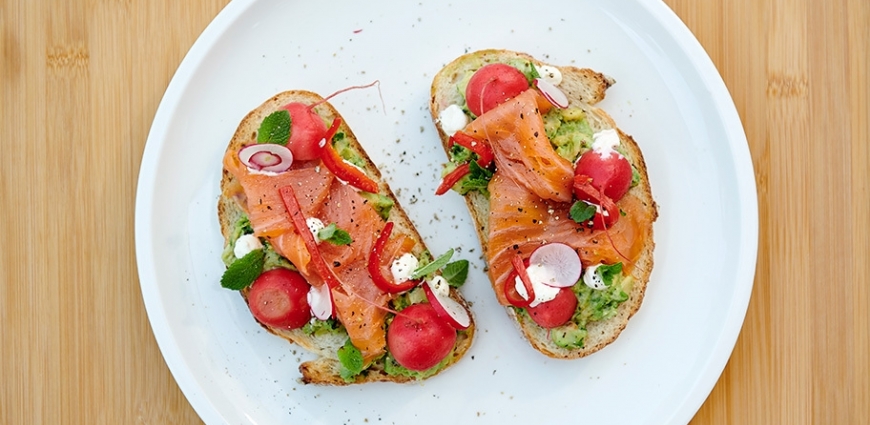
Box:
[543,109,594,163]
[222,215,294,271]
[529,265,634,348]
[359,192,394,221]
[550,323,588,349]
[383,347,455,380]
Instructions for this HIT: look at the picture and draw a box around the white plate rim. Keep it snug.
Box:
[134,0,759,423]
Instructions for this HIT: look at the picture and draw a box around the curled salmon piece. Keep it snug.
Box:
[464,89,574,203]
[485,174,653,305]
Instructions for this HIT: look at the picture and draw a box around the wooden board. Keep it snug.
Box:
[1,0,867,423]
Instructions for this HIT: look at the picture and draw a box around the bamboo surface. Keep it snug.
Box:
[1,0,867,423]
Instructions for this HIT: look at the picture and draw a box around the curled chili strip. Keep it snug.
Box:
[368,222,420,293]
[435,163,471,195]
[450,131,493,167]
[318,117,379,193]
[278,185,342,289]
[504,255,535,308]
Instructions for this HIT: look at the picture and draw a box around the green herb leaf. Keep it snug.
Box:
[337,338,365,381]
[597,263,623,287]
[257,110,291,145]
[318,223,353,245]
[569,201,596,223]
[220,248,265,290]
[410,248,454,280]
[442,260,469,287]
[528,62,541,80]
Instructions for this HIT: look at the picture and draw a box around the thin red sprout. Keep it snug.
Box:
[308,80,386,115]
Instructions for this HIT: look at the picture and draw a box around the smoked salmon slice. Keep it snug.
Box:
[464,89,574,203]
[224,151,333,273]
[486,173,653,305]
[224,149,403,362]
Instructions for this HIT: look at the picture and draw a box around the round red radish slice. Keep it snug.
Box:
[465,63,530,116]
[247,269,311,329]
[307,282,333,320]
[533,78,569,109]
[239,144,294,173]
[422,277,470,330]
[527,243,582,288]
[387,303,456,371]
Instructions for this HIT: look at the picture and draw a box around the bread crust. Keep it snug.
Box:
[429,49,657,359]
[219,91,475,384]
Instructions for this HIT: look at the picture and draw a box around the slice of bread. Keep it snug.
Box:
[429,50,657,359]
[219,90,475,384]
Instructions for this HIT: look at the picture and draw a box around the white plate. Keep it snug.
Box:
[135,0,757,424]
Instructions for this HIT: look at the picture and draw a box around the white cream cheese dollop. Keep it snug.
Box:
[514,264,562,307]
[306,217,325,243]
[233,234,263,259]
[537,65,563,86]
[390,253,419,284]
[583,264,607,290]
[438,104,469,136]
[591,129,622,159]
[427,275,450,297]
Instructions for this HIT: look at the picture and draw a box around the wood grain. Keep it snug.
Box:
[1,0,867,423]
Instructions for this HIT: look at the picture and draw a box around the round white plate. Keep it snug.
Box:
[135,0,757,424]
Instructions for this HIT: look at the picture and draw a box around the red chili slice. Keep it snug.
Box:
[450,131,493,167]
[504,255,535,308]
[435,163,471,195]
[278,185,343,289]
[319,118,379,193]
[503,271,528,307]
[368,222,419,293]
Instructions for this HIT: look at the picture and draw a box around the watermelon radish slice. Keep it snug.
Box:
[527,243,582,288]
[239,143,294,173]
[423,277,470,330]
[307,283,334,320]
[533,78,569,109]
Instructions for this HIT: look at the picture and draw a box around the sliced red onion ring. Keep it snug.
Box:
[307,283,334,320]
[423,278,470,330]
[527,243,582,288]
[533,77,569,109]
[239,144,294,173]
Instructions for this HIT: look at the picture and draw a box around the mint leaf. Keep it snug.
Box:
[442,260,469,287]
[410,249,454,280]
[597,263,623,287]
[257,110,291,145]
[318,223,353,245]
[569,201,596,223]
[337,338,364,381]
[528,62,541,80]
[220,249,265,290]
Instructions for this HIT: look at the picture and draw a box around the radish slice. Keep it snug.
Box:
[533,78,569,109]
[239,144,294,173]
[527,243,582,288]
[423,277,470,330]
[307,283,333,320]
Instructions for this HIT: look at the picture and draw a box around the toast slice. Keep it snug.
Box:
[219,90,475,384]
[429,50,657,359]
